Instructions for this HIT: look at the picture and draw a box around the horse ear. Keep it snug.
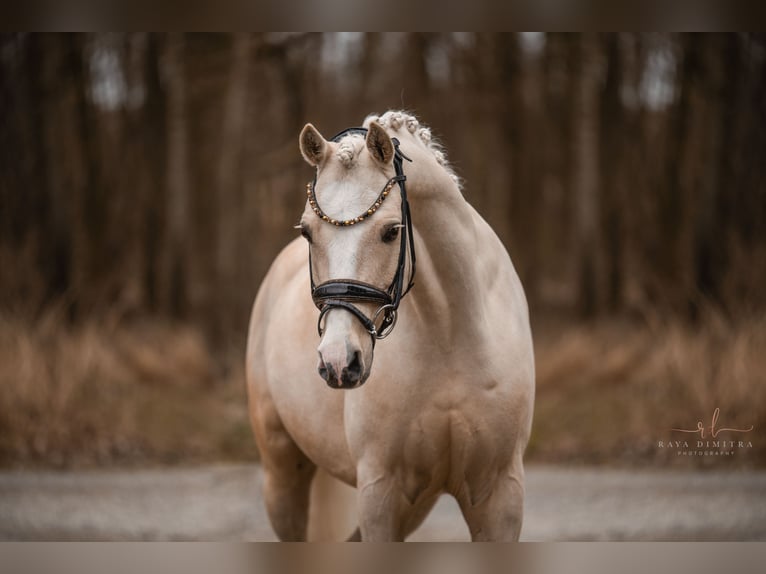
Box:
[366,121,394,165]
[299,123,327,167]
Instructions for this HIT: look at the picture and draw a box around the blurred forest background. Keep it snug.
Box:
[1,33,765,468]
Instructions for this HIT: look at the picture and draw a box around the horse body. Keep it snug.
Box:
[246,111,534,541]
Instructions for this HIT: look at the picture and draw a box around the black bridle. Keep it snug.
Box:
[308,127,416,346]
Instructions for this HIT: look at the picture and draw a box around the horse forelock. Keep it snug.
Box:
[334,134,364,168]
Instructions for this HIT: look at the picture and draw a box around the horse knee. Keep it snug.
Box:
[461,475,525,542]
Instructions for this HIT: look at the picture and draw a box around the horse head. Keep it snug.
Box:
[298,120,415,389]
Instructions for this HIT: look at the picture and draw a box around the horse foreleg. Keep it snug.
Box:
[356,470,409,541]
[457,467,525,542]
[262,462,316,541]
[253,403,317,541]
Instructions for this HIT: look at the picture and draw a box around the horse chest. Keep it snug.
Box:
[346,382,515,495]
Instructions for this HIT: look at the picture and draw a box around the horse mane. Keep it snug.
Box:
[332,110,462,189]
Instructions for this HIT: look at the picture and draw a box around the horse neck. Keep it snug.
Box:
[406,168,490,339]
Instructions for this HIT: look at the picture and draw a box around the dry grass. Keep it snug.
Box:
[529,310,766,467]
[1,306,764,469]
[0,308,257,468]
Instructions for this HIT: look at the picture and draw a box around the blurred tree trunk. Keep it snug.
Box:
[510,34,544,307]
[215,34,251,340]
[0,36,54,308]
[658,34,696,314]
[141,34,167,312]
[689,36,723,314]
[541,34,578,310]
[360,33,381,109]
[118,34,145,312]
[402,33,430,110]
[72,35,109,312]
[159,33,189,317]
[35,34,98,316]
[618,34,649,312]
[599,34,625,312]
[460,34,515,252]
[665,34,725,319]
[729,34,766,305]
[572,34,604,317]
[31,35,68,306]
[500,33,522,251]
[696,34,740,310]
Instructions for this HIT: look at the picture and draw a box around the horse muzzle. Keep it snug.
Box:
[317,341,369,389]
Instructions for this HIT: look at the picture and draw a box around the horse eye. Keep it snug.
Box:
[300,226,312,243]
[381,225,400,243]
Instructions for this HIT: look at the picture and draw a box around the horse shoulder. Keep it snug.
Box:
[247,238,307,392]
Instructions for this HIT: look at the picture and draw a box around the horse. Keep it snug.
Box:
[246,111,535,541]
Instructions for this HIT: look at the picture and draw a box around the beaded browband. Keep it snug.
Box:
[306,175,402,227]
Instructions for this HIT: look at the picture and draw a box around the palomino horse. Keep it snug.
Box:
[246,111,535,541]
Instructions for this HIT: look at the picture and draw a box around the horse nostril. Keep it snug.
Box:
[341,350,363,387]
[317,354,337,385]
[348,350,362,378]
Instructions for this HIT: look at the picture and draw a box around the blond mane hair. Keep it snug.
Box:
[332,110,461,189]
